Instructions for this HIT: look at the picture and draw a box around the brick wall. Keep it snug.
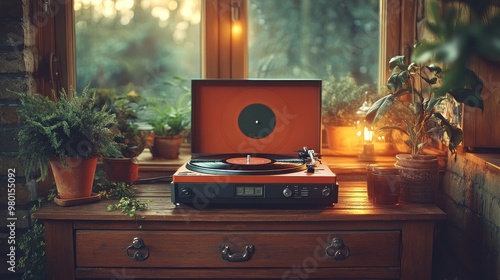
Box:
[0,0,38,279]
[434,153,500,280]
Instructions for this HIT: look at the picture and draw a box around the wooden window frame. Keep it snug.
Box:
[37,0,415,95]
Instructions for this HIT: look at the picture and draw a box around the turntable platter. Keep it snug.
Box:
[186,154,307,175]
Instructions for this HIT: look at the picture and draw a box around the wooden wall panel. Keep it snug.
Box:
[463,57,500,148]
[461,3,500,149]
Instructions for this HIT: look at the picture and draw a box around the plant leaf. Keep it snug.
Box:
[464,68,484,96]
[426,97,445,113]
[389,55,407,70]
[365,94,395,125]
[387,69,409,92]
[448,88,484,111]
[431,112,463,153]
[422,76,438,85]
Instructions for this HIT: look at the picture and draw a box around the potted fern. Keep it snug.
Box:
[17,86,119,200]
[366,54,483,203]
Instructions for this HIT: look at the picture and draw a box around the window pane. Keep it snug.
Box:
[248,0,379,86]
[74,0,201,97]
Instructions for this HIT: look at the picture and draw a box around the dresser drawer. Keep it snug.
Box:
[76,230,401,268]
[76,230,400,269]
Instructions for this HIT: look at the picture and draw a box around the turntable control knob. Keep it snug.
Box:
[322,187,331,197]
[282,187,293,198]
[181,187,194,198]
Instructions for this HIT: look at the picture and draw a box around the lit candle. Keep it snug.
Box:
[364,126,373,142]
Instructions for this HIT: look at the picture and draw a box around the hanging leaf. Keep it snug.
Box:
[387,69,402,92]
[448,126,463,153]
[389,55,407,70]
[387,69,409,92]
[426,96,445,113]
[422,76,438,85]
[463,68,484,96]
[365,94,395,125]
[448,88,484,111]
[431,112,463,153]
[427,126,444,140]
[426,64,442,75]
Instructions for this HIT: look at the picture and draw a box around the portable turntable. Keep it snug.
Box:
[171,79,338,207]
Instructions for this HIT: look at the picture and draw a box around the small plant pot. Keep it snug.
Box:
[152,135,182,159]
[394,154,439,204]
[49,157,98,199]
[103,157,139,183]
[325,125,356,155]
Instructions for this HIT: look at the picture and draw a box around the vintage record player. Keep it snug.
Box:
[171,79,338,207]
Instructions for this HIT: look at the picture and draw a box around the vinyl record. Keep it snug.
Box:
[186,154,306,175]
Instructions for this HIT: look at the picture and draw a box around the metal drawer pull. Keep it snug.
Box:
[326,237,350,260]
[219,243,255,262]
[126,237,149,262]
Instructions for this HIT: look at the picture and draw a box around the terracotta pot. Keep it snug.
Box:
[103,157,139,183]
[394,154,439,204]
[152,135,182,159]
[325,125,357,155]
[49,157,97,199]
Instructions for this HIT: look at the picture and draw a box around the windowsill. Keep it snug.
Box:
[136,144,399,180]
[463,152,500,174]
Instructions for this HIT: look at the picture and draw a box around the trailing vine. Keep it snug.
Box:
[93,177,152,228]
[107,197,151,218]
[18,188,57,280]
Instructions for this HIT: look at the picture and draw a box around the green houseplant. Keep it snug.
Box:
[145,97,190,159]
[17,86,119,199]
[140,78,191,159]
[366,54,483,203]
[322,72,370,155]
[99,89,148,183]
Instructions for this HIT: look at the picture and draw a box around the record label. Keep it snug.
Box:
[226,156,272,165]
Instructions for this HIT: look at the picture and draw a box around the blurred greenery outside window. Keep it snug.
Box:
[75,0,379,142]
[75,0,379,93]
[75,0,202,104]
[248,0,379,86]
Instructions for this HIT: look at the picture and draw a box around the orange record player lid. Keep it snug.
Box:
[190,79,322,156]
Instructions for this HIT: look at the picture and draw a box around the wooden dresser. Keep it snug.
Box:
[34,181,445,280]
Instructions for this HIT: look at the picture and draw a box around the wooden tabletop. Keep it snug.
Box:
[34,181,446,223]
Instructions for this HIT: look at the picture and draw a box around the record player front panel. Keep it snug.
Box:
[171,163,338,205]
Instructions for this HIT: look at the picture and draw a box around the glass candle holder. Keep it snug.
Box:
[372,167,400,205]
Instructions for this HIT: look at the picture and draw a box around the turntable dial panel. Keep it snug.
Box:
[191,79,322,156]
